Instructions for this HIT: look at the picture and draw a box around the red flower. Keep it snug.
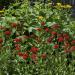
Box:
[51,31,57,35]
[11,23,17,27]
[31,54,37,60]
[18,52,23,56]
[15,47,21,50]
[64,36,69,40]
[64,41,70,48]
[15,44,20,47]
[14,38,21,43]
[64,49,71,53]
[63,33,69,40]
[15,44,21,50]
[64,46,75,53]
[5,31,11,35]
[57,37,64,42]
[63,33,69,37]
[0,38,3,43]
[44,28,49,32]
[41,53,47,59]
[47,36,54,43]
[41,21,45,26]
[30,47,39,53]
[23,53,29,60]
[70,46,75,51]
[53,44,59,49]
[71,40,75,45]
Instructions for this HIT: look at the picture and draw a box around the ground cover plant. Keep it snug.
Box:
[0,0,75,75]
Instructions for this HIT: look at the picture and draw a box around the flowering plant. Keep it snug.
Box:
[0,1,75,75]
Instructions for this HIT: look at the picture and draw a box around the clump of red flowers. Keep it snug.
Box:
[57,37,64,42]
[53,44,59,49]
[64,41,70,48]
[51,31,57,35]
[18,52,23,56]
[63,33,70,40]
[15,44,21,50]
[15,47,21,50]
[31,54,37,60]
[23,53,29,60]
[30,47,39,53]
[70,46,75,51]
[64,46,75,53]
[14,38,21,43]
[71,40,75,45]
[4,30,11,35]
[44,27,49,32]
[47,36,54,43]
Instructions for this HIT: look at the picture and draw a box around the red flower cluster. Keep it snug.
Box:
[71,40,75,45]
[64,41,70,48]
[4,31,11,35]
[23,53,29,60]
[31,54,37,60]
[70,46,75,51]
[51,31,57,35]
[17,43,47,63]
[53,44,59,49]
[64,46,75,53]
[57,37,64,42]
[44,27,49,32]
[15,44,21,50]
[47,36,54,43]
[63,33,69,40]
[18,52,23,56]
[18,52,29,60]
[30,47,39,53]
[14,38,21,43]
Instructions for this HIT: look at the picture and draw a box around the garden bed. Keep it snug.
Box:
[0,1,75,75]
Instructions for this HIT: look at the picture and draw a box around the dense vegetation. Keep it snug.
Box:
[0,0,75,75]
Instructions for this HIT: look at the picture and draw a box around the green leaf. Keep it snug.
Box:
[46,22,56,27]
[28,27,34,33]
